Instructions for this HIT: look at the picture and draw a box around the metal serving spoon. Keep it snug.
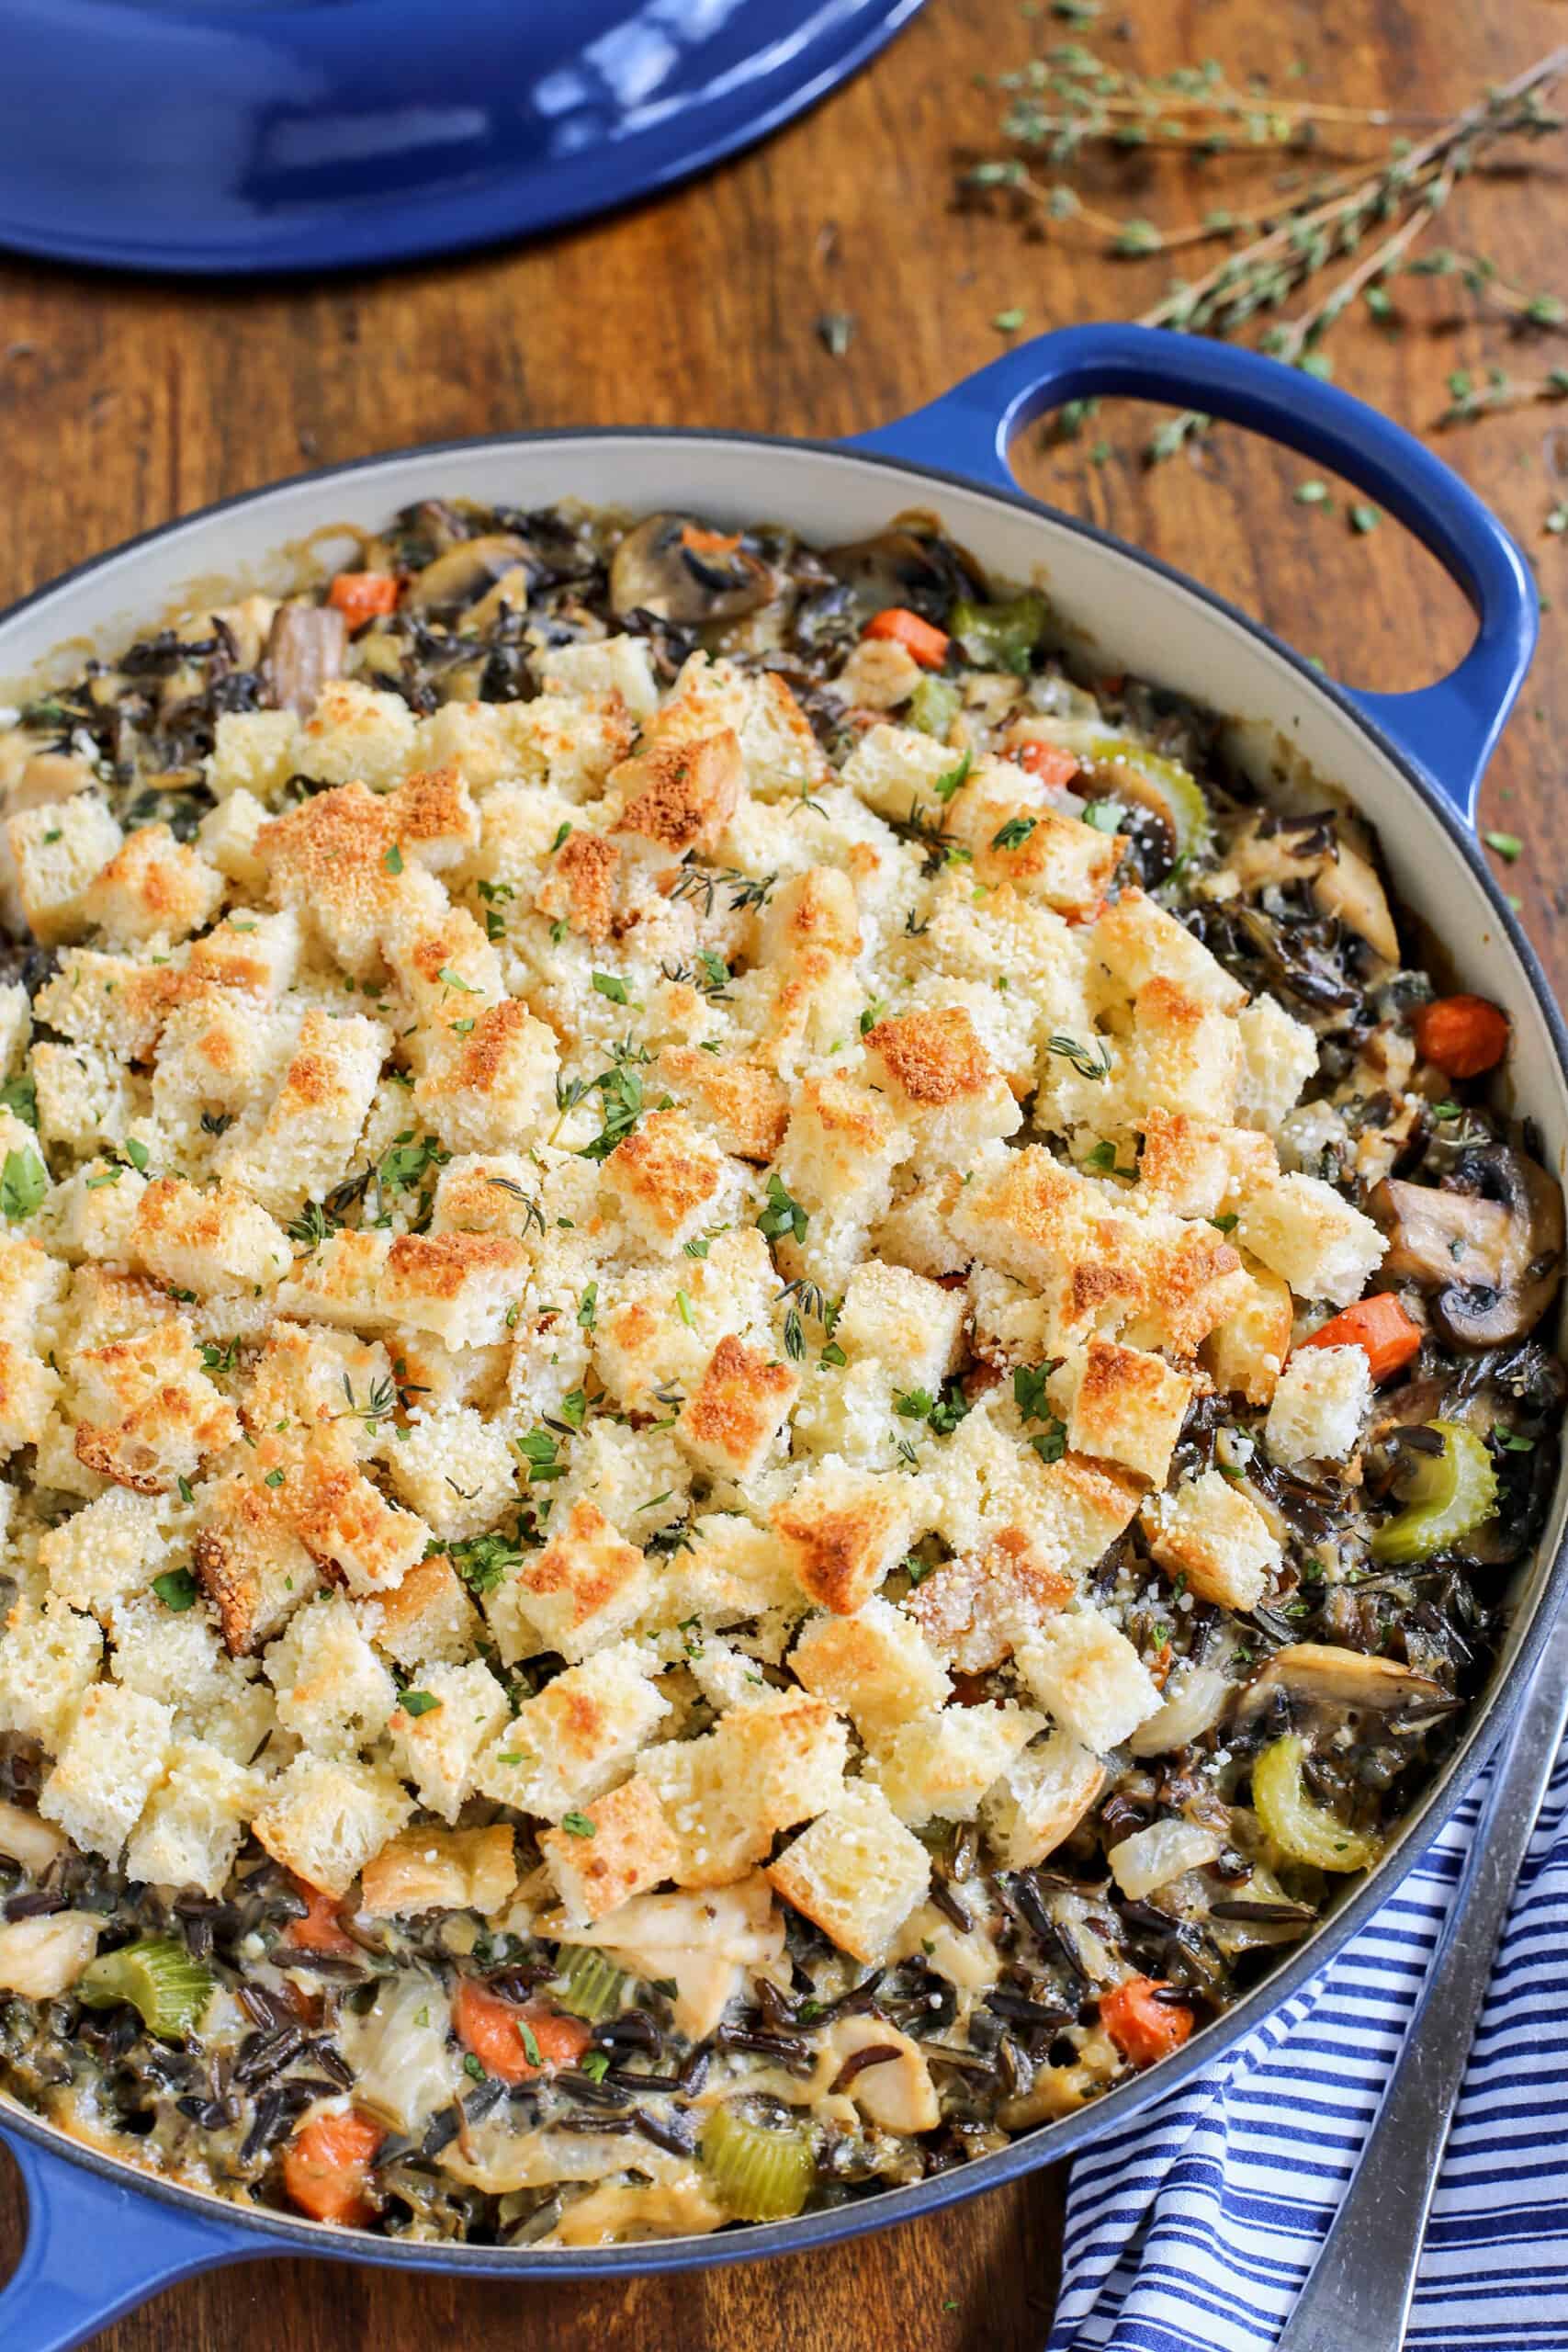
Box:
[1276,1603,1568,2352]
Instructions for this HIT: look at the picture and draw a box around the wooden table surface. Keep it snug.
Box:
[1,0,1563,2342]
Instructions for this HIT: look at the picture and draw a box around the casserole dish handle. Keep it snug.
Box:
[850,322,1537,821]
[0,2124,270,2351]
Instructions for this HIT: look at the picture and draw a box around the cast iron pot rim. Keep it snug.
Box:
[2,421,1564,2277]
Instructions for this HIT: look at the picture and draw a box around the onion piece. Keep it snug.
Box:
[1128,1662,1230,1757]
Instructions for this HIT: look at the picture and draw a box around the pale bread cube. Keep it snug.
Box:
[263,1591,398,1757]
[1142,1469,1281,1611]
[1015,1610,1161,1753]
[1236,993,1320,1135]
[208,709,296,802]
[640,1690,848,1889]
[124,1739,259,1896]
[9,795,122,944]
[1264,1343,1372,1466]
[220,1010,389,1217]
[0,1596,103,1748]
[252,1753,413,1897]
[30,1041,143,1159]
[980,1730,1104,1869]
[765,1780,930,1963]
[1201,1259,1294,1407]
[833,1262,966,1402]
[1235,1174,1385,1309]
[387,1658,512,1822]
[292,676,416,791]
[539,634,660,722]
[385,1405,518,1544]
[38,1488,172,1617]
[357,1555,480,1672]
[197,787,268,888]
[130,1177,291,1296]
[39,1682,173,1860]
[1087,886,1247,1013]
[869,1701,1040,1827]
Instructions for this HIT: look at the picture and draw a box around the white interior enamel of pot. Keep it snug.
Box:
[1,427,1563,2251]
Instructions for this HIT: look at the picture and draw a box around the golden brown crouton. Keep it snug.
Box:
[677,1333,798,1481]
[773,1464,918,1615]
[612,729,743,857]
[71,1319,238,1493]
[533,828,620,943]
[601,1109,729,1249]
[513,1498,650,1663]
[658,1046,789,1163]
[360,1823,516,1917]
[540,1775,681,1924]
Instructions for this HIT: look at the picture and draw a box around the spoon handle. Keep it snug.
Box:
[1276,1607,1568,2352]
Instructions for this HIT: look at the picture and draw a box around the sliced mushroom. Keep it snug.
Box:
[609,514,774,626]
[1224,811,1399,962]
[263,601,346,716]
[1232,1640,1448,1726]
[403,533,533,616]
[1371,1143,1564,1349]
[819,518,988,617]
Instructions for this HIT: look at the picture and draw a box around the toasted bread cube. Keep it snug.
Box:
[601,1110,733,1252]
[532,826,620,944]
[357,1554,480,1671]
[475,1642,669,1821]
[0,1341,61,1460]
[538,634,659,722]
[124,1739,258,1896]
[81,824,224,946]
[949,1144,1100,1291]
[948,775,1122,910]
[183,906,302,1002]
[791,1596,951,1740]
[9,795,123,944]
[1264,1342,1372,1466]
[413,999,558,1157]
[834,1263,965,1399]
[757,865,862,967]
[1201,1259,1294,1407]
[386,763,480,873]
[980,1730,1104,1869]
[263,1591,398,1757]
[773,1461,919,1615]
[220,1011,389,1216]
[293,675,416,791]
[771,1079,903,1291]
[1143,1470,1281,1611]
[1015,1611,1161,1753]
[1137,1111,1279,1221]
[61,1264,166,1353]
[657,1046,788,1164]
[907,1528,1075,1675]
[39,1488,172,1617]
[870,1701,1040,1827]
[71,1319,237,1493]
[378,1230,527,1349]
[39,1682,173,1860]
[283,1434,429,1598]
[611,729,743,859]
[1049,1339,1192,1487]
[765,1780,930,1962]
[541,1775,682,1925]
[1235,1174,1386,1309]
[1121,977,1242,1125]
[506,1499,650,1664]
[252,1753,413,1897]
[193,1468,322,1655]
[30,1041,142,1159]
[197,787,268,888]
[0,1596,103,1748]
[387,1658,511,1822]
[861,1005,1020,1160]
[497,692,638,801]
[208,708,296,801]
[678,1333,798,1482]
[257,781,446,977]
[360,1823,516,1918]
[240,1322,393,1456]
[106,1589,241,1715]
[130,1177,291,1297]
[1125,1219,1252,1359]
[1236,992,1320,1135]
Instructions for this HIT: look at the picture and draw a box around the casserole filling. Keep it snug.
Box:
[0,498,1559,2245]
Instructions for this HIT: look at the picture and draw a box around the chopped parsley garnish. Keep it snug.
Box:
[152,1568,198,1612]
[990,815,1037,852]
[560,1811,597,1838]
[0,1148,46,1221]
[591,971,628,1004]
[400,1690,440,1718]
[758,1173,808,1247]
[447,1531,526,1593]
[383,842,404,874]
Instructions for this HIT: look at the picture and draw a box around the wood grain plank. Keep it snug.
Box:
[0,0,1562,2340]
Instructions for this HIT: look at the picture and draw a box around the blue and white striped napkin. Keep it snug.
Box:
[1049,1741,1568,2352]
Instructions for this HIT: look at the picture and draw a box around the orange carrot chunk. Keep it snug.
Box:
[1297,1293,1423,1383]
[1100,1976,1195,2070]
[862,607,951,669]
[283,2108,384,2225]
[1015,741,1081,788]
[327,571,400,629]
[1412,994,1510,1080]
[285,1878,357,1959]
[452,1979,592,2086]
